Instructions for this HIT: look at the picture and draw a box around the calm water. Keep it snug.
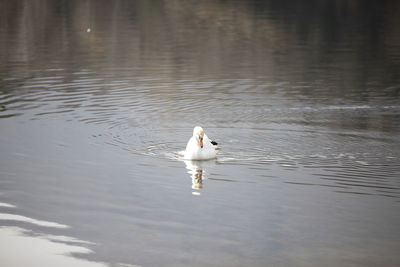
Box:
[1,1,400,266]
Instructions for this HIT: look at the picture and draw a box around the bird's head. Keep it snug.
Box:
[193,126,204,148]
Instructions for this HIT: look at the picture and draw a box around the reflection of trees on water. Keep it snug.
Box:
[1,0,399,134]
[1,0,399,84]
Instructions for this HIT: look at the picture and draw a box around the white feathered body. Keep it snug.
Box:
[184,134,219,160]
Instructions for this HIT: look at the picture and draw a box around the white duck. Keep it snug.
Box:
[182,126,220,160]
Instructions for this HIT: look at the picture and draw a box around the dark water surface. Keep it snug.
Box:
[1,1,400,266]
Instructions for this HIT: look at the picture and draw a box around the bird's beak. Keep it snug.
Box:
[199,136,203,148]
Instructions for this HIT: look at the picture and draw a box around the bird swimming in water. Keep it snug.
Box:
[181,126,220,160]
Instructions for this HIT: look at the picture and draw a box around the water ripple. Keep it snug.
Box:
[1,71,399,199]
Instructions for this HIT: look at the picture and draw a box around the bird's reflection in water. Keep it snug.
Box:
[192,169,203,190]
[183,160,216,195]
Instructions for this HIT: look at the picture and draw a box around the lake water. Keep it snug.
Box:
[1,1,400,266]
